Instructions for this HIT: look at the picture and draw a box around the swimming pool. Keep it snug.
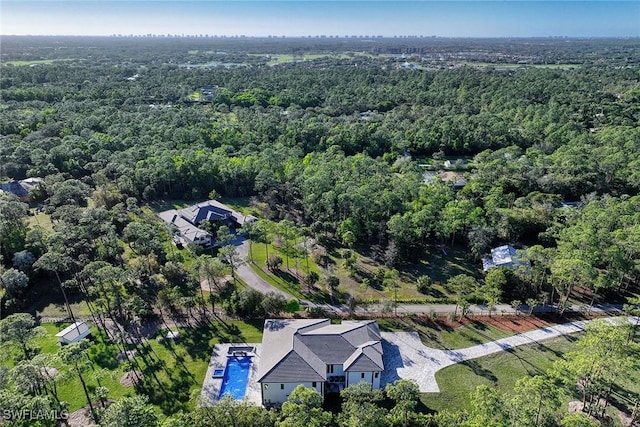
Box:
[218,356,252,400]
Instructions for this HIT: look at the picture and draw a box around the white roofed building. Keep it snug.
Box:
[55,321,91,345]
[482,245,530,272]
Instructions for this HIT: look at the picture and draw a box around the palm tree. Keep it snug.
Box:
[34,252,76,322]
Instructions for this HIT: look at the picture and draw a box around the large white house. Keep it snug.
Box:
[256,318,384,407]
[158,200,256,247]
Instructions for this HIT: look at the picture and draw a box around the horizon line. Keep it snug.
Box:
[2,34,638,39]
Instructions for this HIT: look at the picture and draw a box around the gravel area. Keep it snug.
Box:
[200,343,262,406]
[381,316,636,393]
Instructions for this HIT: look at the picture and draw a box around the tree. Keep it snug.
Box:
[552,319,633,418]
[446,274,477,319]
[192,395,276,427]
[218,244,244,287]
[466,385,508,427]
[266,255,283,271]
[33,251,76,322]
[59,340,98,421]
[0,193,28,260]
[482,270,503,317]
[194,255,230,314]
[242,220,259,262]
[550,256,595,317]
[383,269,400,316]
[325,274,340,302]
[11,250,36,272]
[99,395,158,427]
[277,385,332,427]
[216,225,234,248]
[339,382,388,427]
[385,380,426,427]
[559,412,599,427]
[416,275,432,294]
[303,271,319,294]
[507,375,561,427]
[0,268,29,298]
[0,313,46,360]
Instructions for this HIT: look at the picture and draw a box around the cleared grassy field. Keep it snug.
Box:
[25,320,264,414]
[378,317,515,350]
[421,334,578,413]
[26,212,54,233]
[249,241,331,303]
[2,58,75,66]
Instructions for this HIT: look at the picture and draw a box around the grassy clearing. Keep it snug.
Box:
[27,211,54,233]
[2,58,75,66]
[23,319,264,414]
[421,334,579,413]
[249,242,332,303]
[337,245,479,303]
[131,319,263,414]
[378,317,517,350]
[30,323,135,411]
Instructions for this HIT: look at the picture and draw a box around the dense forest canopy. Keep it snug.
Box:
[1,36,639,260]
[1,35,640,427]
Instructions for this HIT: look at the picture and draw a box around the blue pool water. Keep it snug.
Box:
[218,356,252,399]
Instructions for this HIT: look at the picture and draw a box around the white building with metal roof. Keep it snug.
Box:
[55,321,91,345]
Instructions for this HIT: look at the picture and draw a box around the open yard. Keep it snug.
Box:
[24,319,264,415]
[336,245,481,304]
[422,334,578,413]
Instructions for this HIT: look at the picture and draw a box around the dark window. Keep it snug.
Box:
[361,373,365,378]
[280,384,284,390]
[374,372,379,378]
[312,382,317,387]
[327,365,334,374]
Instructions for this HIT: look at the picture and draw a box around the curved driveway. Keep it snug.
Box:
[234,238,293,300]
[380,316,638,392]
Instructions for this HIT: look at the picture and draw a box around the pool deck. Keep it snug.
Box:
[200,343,262,406]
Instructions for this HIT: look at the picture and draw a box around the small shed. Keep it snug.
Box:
[55,321,91,345]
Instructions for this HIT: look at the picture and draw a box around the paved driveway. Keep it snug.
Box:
[381,316,637,392]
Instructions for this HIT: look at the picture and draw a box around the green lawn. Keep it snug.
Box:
[31,323,135,411]
[249,241,332,303]
[18,319,265,414]
[378,317,516,350]
[421,334,579,413]
[336,245,479,304]
[27,212,54,233]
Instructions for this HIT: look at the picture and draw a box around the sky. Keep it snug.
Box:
[1,1,639,38]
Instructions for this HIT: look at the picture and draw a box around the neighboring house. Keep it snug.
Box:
[257,318,384,407]
[482,245,531,272]
[55,321,91,345]
[158,199,256,247]
[0,178,44,201]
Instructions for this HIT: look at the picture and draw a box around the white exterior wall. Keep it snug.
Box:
[346,371,382,389]
[261,381,322,405]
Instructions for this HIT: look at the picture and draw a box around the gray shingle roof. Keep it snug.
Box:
[157,199,257,245]
[257,319,383,383]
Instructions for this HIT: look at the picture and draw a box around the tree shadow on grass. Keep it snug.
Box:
[460,360,498,383]
[273,268,301,285]
[88,340,120,370]
[176,324,220,360]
